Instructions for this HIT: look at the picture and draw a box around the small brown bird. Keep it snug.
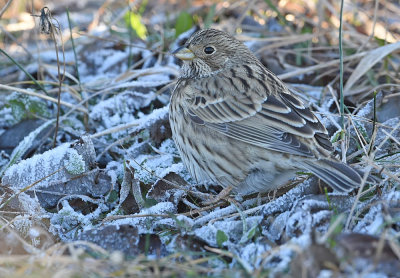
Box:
[169,28,367,194]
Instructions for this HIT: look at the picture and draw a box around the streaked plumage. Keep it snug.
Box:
[169,29,367,194]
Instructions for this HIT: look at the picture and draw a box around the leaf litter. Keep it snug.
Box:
[0,1,399,277]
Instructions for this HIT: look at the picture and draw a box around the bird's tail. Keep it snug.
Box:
[301,159,375,192]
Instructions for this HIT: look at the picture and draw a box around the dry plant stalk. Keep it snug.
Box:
[33,7,66,148]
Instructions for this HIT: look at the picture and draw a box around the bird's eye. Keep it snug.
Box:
[203,46,215,55]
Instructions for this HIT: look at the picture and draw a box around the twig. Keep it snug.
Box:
[103,213,172,222]
[0,0,13,18]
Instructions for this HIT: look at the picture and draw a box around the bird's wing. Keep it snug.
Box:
[185,65,333,157]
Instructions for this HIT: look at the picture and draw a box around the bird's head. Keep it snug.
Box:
[172,29,252,78]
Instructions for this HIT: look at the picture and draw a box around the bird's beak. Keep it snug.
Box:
[172,46,195,61]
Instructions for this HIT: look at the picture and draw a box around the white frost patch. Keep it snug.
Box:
[133,152,174,184]
[290,84,324,104]
[109,202,177,234]
[193,224,218,246]
[354,189,400,234]
[98,50,128,73]
[2,136,95,198]
[105,161,123,191]
[29,227,40,238]
[141,201,176,215]
[137,106,169,129]
[158,138,178,154]
[128,138,191,184]
[32,49,75,64]
[356,97,374,119]
[264,247,293,274]
[194,205,237,227]
[237,242,271,270]
[49,199,108,240]
[290,233,312,248]
[64,149,86,175]
[2,142,70,189]
[265,211,290,241]
[0,106,17,126]
[17,192,43,215]
[90,90,156,136]
[175,215,195,230]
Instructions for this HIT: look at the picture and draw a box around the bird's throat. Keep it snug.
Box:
[180,60,222,79]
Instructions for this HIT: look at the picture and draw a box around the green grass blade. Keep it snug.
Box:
[0,48,48,95]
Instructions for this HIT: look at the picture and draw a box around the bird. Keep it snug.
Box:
[169,28,370,195]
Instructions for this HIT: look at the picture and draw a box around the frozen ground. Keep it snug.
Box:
[1,3,400,277]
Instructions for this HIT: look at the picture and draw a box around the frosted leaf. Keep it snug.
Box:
[1,136,106,209]
[64,149,86,175]
[0,119,54,176]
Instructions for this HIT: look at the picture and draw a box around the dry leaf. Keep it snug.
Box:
[344,41,400,95]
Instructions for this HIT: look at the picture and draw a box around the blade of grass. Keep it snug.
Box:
[264,0,288,27]
[66,7,89,131]
[127,2,134,68]
[368,91,378,155]
[66,8,81,86]
[0,49,48,95]
[338,0,346,162]
[339,0,345,130]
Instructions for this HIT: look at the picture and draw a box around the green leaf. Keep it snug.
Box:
[246,224,259,241]
[124,11,147,40]
[301,26,313,34]
[8,98,26,121]
[107,190,118,203]
[7,94,50,122]
[374,36,386,47]
[216,230,228,248]
[331,131,341,143]
[240,223,260,244]
[175,11,193,37]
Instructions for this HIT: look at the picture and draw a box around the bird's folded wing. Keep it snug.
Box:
[186,69,333,157]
